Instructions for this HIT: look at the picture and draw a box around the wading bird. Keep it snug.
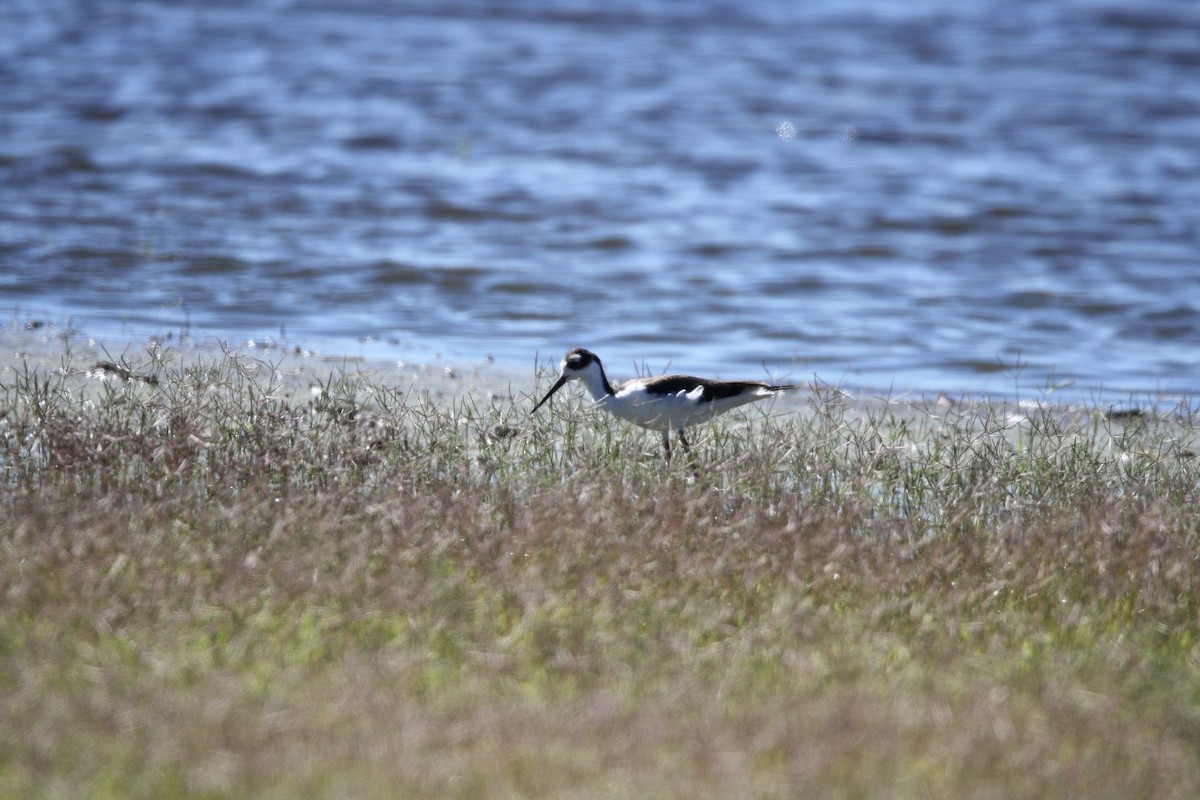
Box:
[530,348,798,464]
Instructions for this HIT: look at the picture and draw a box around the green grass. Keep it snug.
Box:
[2,348,1199,798]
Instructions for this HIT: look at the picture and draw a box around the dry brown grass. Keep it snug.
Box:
[2,349,1199,798]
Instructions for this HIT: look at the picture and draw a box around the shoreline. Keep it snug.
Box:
[1,319,530,408]
[2,320,1192,435]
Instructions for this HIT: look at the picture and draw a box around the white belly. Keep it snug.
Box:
[597,384,712,432]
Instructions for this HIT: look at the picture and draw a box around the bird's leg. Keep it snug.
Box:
[678,429,700,477]
[661,431,672,463]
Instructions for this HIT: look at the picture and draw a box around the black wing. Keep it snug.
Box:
[641,375,777,403]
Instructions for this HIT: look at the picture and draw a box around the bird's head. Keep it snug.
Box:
[530,348,603,414]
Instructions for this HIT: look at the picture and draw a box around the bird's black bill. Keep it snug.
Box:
[530,375,569,415]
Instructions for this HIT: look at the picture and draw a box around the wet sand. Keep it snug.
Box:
[0,320,530,407]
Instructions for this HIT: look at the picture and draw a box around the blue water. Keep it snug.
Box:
[3,0,1199,398]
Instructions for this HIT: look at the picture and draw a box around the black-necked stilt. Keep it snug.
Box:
[530,348,799,464]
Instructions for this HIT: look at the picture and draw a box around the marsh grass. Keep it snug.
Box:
[2,349,1199,798]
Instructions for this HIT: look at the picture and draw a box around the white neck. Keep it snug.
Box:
[576,363,615,401]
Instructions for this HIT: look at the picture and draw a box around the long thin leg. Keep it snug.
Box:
[678,428,700,477]
[662,431,672,463]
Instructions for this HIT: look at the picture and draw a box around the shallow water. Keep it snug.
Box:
[3,0,1199,399]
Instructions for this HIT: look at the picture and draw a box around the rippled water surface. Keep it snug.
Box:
[3,0,1199,397]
